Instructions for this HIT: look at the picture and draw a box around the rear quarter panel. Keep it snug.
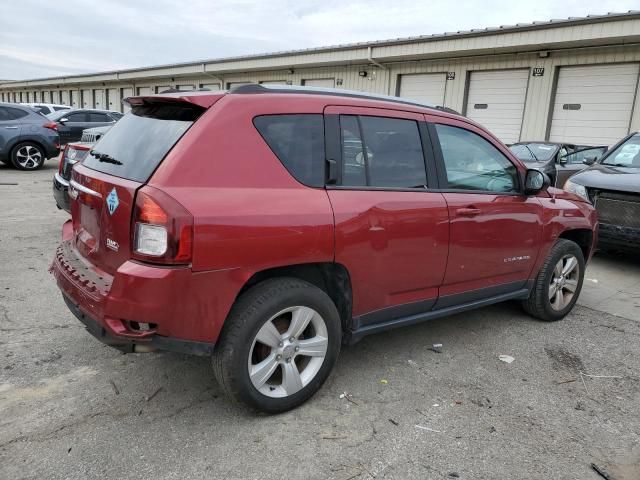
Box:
[149,94,335,282]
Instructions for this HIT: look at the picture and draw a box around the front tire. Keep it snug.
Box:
[523,239,585,321]
[11,142,46,170]
[213,278,342,413]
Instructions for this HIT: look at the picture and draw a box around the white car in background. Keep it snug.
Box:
[22,103,71,115]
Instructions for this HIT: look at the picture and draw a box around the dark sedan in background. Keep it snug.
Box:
[509,142,607,186]
[47,109,123,145]
[564,132,640,251]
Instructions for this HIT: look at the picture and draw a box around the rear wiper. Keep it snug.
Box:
[90,150,122,165]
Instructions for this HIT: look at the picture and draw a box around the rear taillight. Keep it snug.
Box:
[43,121,58,131]
[132,186,193,265]
[58,145,69,174]
[59,144,90,176]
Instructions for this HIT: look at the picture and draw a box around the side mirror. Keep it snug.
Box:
[557,155,568,165]
[582,156,597,166]
[58,117,69,124]
[524,169,550,195]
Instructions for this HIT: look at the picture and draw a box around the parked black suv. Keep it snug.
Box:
[564,132,640,251]
[47,109,123,145]
[0,103,60,170]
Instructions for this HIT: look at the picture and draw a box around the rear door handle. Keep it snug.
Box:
[4,126,19,129]
[456,207,481,217]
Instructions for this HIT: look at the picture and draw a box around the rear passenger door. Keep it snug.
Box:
[324,106,449,326]
[428,117,543,305]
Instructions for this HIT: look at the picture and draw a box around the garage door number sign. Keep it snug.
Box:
[532,67,545,77]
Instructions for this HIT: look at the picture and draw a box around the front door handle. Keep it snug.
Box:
[456,207,481,217]
[4,126,19,129]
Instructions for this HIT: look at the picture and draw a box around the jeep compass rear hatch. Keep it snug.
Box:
[69,98,207,275]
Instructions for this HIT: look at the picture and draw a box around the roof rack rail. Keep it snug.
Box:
[229,84,460,115]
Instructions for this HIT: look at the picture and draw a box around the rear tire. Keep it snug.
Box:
[212,278,342,413]
[522,239,585,321]
[10,142,46,170]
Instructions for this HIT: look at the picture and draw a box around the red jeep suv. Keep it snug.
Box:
[51,85,597,412]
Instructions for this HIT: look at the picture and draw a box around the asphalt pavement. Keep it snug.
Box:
[1,161,638,480]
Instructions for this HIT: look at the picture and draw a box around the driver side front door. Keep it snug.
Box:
[428,117,544,306]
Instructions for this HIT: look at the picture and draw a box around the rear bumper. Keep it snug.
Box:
[53,173,70,212]
[51,230,240,355]
[62,294,214,356]
[598,223,640,251]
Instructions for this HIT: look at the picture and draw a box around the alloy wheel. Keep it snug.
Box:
[248,306,328,398]
[15,145,43,169]
[548,254,580,311]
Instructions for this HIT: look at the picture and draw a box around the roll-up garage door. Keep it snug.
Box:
[465,69,529,144]
[137,87,153,96]
[398,73,447,106]
[549,64,640,146]
[303,78,334,88]
[60,91,69,105]
[70,90,79,108]
[200,83,221,90]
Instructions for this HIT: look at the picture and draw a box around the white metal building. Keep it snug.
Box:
[2,11,640,145]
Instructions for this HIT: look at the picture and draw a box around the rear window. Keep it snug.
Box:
[254,114,325,187]
[82,103,203,182]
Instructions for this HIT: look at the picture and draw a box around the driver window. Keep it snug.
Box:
[435,124,518,193]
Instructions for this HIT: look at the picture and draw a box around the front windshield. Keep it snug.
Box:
[509,143,558,162]
[601,134,640,167]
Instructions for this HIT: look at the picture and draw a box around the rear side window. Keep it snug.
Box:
[82,102,203,182]
[66,112,87,122]
[88,112,112,122]
[339,115,427,189]
[0,107,29,120]
[254,114,325,187]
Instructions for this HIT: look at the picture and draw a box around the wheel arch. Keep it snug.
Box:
[238,262,353,337]
[10,138,48,158]
[557,228,594,261]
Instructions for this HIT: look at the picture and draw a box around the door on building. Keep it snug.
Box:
[137,87,153,96]
[155,85,171,93]
[549,64,640,146]
[200,83,221,90]
[81,89,92,108]
[302,78,334,88]
[70,91,79,108]
[429,119,543,302]
[465,69,530,144]
[93,89,105,109]
[121,88,133,112]
[106,89,119,111]
[260,80,287,85]
[398,73,447,106]
[60,91,69,106]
